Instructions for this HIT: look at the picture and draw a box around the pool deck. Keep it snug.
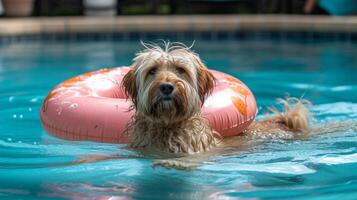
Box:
[1,15,357,36]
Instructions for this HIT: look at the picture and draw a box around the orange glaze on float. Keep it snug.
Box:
[40,67,257,143]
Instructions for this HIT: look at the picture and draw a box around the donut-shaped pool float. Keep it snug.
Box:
[40,67,257,143]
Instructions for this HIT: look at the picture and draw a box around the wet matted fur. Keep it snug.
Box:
[122,42,219,154]
[121,42,311,155]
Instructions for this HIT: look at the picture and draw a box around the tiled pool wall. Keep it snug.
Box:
[1,31,357,44]
[1,15,357,43]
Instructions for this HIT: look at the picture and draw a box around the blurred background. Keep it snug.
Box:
[1,0,357,17]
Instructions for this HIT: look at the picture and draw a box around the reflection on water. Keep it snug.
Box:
[40,183,134,200]
[0,39,357,199]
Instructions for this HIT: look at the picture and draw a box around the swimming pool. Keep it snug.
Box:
[1,36,357,199]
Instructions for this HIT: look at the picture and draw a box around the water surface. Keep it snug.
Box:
[0,38,357,199]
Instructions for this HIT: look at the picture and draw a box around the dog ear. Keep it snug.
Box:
[122,68,138,106]
[196,59,215,104]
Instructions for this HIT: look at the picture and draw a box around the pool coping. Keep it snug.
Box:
[1,15,357,36]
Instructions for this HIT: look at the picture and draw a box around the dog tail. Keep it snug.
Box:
[268,97,312,133]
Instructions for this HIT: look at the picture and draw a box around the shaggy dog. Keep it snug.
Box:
[118,42,312,168]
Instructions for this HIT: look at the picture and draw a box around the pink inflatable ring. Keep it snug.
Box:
[40,67,257,143]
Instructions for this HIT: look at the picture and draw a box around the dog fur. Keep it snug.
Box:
[121,42,311,156]
[122,42,219,154]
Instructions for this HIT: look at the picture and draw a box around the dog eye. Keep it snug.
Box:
[176,67,186,75]
[148,68,157,75]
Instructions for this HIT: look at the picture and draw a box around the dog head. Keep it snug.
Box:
[122,42,215,123]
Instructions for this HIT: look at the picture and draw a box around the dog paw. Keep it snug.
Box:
[153,159,198,170]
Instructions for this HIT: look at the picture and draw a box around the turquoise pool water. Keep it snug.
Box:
[0,38,357,199]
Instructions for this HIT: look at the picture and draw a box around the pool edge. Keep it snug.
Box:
[1,15,357,36]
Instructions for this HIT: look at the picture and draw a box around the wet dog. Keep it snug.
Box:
[119,42,312,168]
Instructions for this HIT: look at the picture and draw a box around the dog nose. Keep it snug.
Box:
[160,83,174,95]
